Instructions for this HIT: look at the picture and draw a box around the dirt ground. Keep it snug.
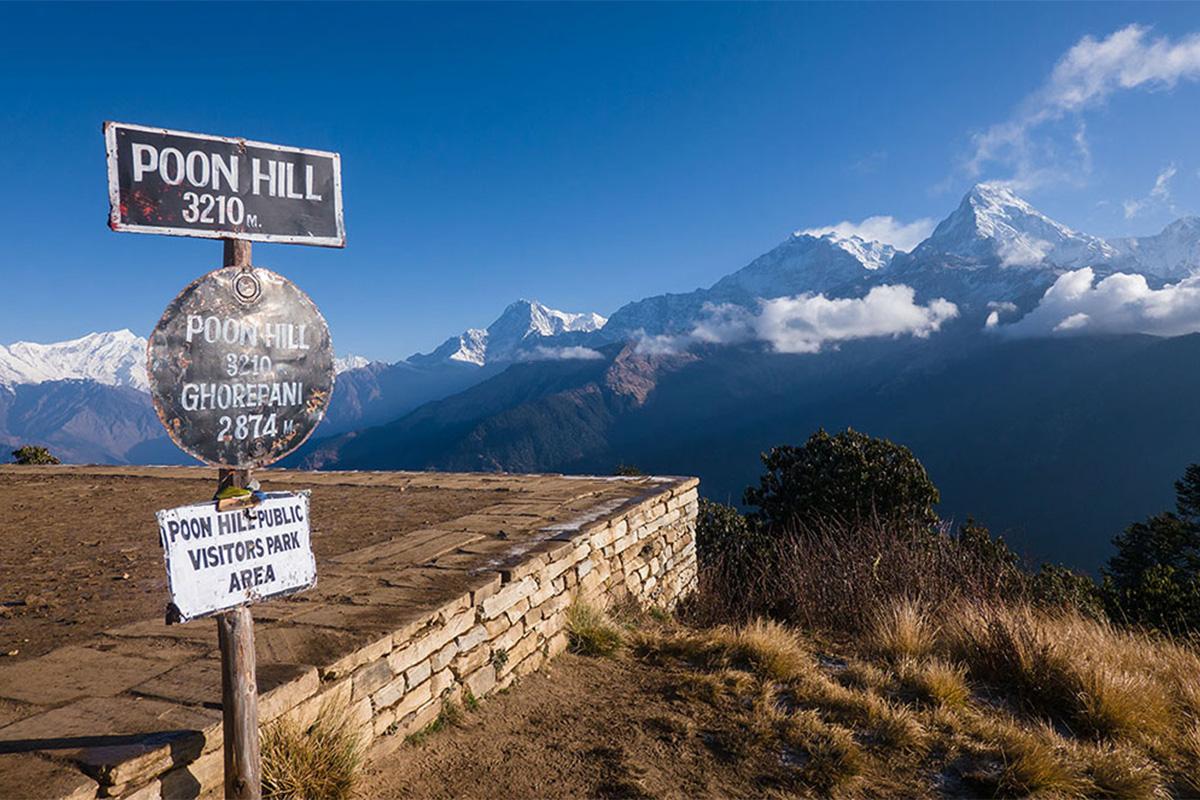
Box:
[360,650,796,800]
[0,471,495,661]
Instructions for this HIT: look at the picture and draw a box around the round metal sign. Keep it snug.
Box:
[148,266,334,468]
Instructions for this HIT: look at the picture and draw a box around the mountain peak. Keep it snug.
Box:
[1110,215,1200,279]
[409,300,607,367]
[914,183,1115,269]
[809,231,898,271]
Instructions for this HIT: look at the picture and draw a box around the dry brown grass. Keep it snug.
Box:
[902,657,971,709]
[993,724,1092,798]
[566,602,625,657]
[868,599,937,662]
[633,601,1200,797]
[261,698,363,800]
[1085,745,1164,800]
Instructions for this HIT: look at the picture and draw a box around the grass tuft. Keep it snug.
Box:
[567,602,625,657]
[714,619,814,681]
[995,725,1092,798]
[904,657,971,709]
[777,710,864,792]
[261,699,362,800]
[868,600,936,662]
[1074,664,1173,741]
[1086,745,1163,800]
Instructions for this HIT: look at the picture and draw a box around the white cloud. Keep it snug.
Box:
[799,216,936,253]
[518,345,605,361]
[997,235,1053,267]
[968,25,1200,187]
[1123,164,1177,218]
[999,267,1200,337]
[636,287,958,356]
[984,301,1020,328]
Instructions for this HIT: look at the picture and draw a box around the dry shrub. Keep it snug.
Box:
[566,602,624,657]
[941,604,1185,747]
[901,657,970,709]
[676,668,756,706]
[1085,745,1164,800]
[691,517,1023,634]
[1177,724,1200,794]
[777,710,864,793]
[646,619,816,684]
[941,604,1075,719]
[859,692,927,754]
[711,619,814,681]
[994,724,1092,798]
[838,660,890,693]
[261,699,362,800]
[1074,665,1173,741]
[868,600,937,662]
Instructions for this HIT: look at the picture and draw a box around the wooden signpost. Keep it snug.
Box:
[105,121,344,800]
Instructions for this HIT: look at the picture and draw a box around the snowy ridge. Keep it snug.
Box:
[807,231,898,271]
[410,299,607,367]
[1111,217,1200,280]
[0,330,148,391]
[334,355,371,374]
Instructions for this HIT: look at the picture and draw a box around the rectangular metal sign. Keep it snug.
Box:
[105,121,345,247]
[156,491,317,622]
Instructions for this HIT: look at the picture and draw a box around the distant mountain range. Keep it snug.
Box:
[7,183,1200,570]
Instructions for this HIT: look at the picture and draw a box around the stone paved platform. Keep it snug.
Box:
[0,467,699,799]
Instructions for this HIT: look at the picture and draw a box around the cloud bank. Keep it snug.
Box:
[799,216,936,253]
[518,345,605,361]
[999,268,1200,337]
[968,25,1200,188]
[637,286,959,356]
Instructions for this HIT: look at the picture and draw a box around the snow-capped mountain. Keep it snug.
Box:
[908,183,1117,269]
[1111,217,1200,280]
[334,355,372,374]
[409,300,607,367]
[606,182,1200,337]
[0,329,148,391]
[603,232,895,338]
[819,231,899,271]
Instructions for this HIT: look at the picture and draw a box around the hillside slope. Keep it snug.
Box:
[301,333,1200,571]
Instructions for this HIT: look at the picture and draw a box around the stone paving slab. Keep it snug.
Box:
[0,754,97,800]
[0,647,180,707]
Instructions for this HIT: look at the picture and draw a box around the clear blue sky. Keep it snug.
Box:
[3,2,1200,361]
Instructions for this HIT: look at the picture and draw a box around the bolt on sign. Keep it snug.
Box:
[148,267,335,468]
[104,121,345,247]
[157,491,316,622]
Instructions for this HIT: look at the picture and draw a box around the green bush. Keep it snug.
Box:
[696,498,765,566]
[1028,563,1105,618]
[1103,464,1200,634]
[744,428,939,534]
[10,445,60,465]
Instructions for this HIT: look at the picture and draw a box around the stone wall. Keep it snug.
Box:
[0,469,698,800]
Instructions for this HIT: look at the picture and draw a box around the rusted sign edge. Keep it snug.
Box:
[103,120,346,248]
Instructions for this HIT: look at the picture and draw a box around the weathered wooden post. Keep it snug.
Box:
[104,121,345,799]
[218,238,261,800]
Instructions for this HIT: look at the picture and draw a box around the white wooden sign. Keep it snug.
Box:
[156,491,317,622]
